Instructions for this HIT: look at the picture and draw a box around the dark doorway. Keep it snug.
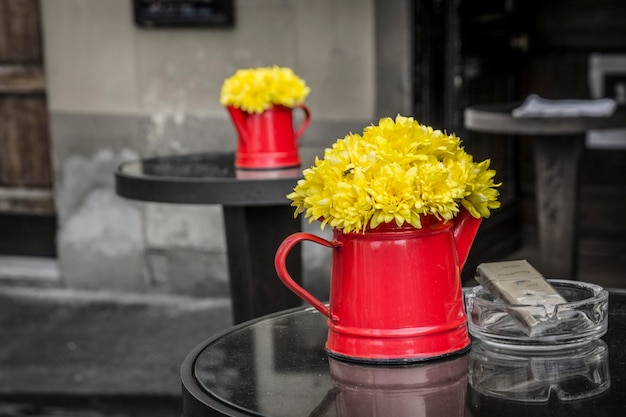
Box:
[415,0,528,279]
[415,0,626,280]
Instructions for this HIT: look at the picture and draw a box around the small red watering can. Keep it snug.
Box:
[227,104,311,169]
[275,208,482,363]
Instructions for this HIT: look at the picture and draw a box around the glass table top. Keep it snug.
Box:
[115,152,305,205]
[183,290,626,417]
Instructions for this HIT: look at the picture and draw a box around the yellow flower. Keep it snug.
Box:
[220,66,310,114]
[288,115,501,233]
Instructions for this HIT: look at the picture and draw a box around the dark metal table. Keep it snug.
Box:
[181,288,626,417]
[115,151,307,323]
[464,102,626,280]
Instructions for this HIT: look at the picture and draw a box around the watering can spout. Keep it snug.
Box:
[453,207,482,272]
[226,106,249,145]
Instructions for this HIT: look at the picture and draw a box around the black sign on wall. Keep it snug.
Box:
[133,0,235,28]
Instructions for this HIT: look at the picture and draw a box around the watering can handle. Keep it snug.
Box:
[275,232,340,321]
[293,104,312,142]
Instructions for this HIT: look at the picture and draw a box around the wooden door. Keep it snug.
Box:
[0,0,55,256]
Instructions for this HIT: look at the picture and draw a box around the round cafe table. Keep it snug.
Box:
[181,288,626,417]
[115,151,311,324]
[464,102,626,280]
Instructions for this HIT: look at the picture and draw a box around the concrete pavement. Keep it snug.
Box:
[0,285,232,415]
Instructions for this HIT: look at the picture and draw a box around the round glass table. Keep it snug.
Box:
[115,151,311,324]
[464,102,626,280]
[181,288,626,417]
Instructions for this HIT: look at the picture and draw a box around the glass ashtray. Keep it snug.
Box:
[465,280,608,350]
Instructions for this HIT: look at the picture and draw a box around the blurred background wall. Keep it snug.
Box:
[43,0,387,297]
[0,0,412,298]
[1,0,624,298]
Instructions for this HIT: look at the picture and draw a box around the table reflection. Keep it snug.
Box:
[193,309,332,416]
[469,340,610,402]
[183,291,626,417]
[323,355,469,417]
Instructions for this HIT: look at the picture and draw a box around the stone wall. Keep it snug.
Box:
[40,0,412,297]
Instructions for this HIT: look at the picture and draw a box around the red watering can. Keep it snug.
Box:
[275,208,482,363]
[227,104,311,169]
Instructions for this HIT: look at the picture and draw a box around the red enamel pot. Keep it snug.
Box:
[275,209,482,363]
[226,104,311,169]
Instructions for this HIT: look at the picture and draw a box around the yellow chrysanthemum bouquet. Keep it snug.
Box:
[288,115,501,233]
[220,66,310,114]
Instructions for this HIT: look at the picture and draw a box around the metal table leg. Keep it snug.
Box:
[222,205,302,323]
[532,134,583,279]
